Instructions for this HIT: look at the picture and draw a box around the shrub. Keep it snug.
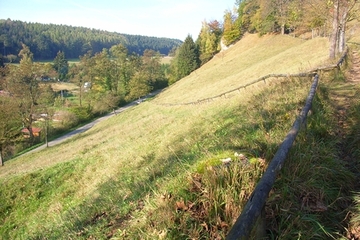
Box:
[69,106,93,123]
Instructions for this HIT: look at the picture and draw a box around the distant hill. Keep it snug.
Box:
[0,19,182,61]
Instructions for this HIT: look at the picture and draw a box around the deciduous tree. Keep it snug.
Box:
[223,9,241,46]
[0,95,21,166]
[3,44,55,144]
[338,0,359,53]
[142,49,165,89]
[125,72,151,101]
[197,20,222,65]
[330,0,340,59]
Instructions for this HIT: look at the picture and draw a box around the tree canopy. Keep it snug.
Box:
[0,19,182,62]
[169,35,200,83]
[53,51,68,80]
[192,0,360,63]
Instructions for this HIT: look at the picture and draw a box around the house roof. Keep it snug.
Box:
[21,127,42,133]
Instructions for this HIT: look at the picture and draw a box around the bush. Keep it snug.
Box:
[59,110,79,129]
[69,106,93,123]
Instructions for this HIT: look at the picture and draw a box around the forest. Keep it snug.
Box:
[0,0,358,164]
[0,19,182,61]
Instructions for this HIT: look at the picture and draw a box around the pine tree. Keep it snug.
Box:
[53,51,69,80]
[171,35,200,83]
[0,54,4,67]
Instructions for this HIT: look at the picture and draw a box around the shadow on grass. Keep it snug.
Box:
[337,86,360,238]
[27,79,313,239]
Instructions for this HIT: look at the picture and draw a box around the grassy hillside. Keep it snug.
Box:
[157,34,329,104]
[2,33,357,239]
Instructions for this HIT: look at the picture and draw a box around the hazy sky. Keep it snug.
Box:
[0,0,236,40]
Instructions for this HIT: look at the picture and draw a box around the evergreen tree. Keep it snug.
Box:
[171,35,200,83]
[0,19,182,61]
[0,54,4,67]
[53,51,69,80]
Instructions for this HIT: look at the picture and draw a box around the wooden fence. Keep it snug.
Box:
[225,49,348,239]
[158,47,348,107]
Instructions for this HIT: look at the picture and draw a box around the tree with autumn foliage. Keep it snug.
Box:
[2,44,55,144]
[228,0,359,59]
[197,20,223,65]
[222,8,241,46]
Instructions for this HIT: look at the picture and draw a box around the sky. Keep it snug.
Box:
[0,0,236,40]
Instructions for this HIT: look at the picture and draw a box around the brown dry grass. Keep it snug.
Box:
[0,33,335,239]
[0,33,331,203]
[50,82,79,92]
[155,34,329,104]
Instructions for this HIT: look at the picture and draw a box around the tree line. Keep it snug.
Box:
[0,42,171,164]
[168,0,359,83]
[0,19,182,62]
[194,0,359,66]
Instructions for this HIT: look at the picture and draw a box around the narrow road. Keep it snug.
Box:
[25,90,162,155]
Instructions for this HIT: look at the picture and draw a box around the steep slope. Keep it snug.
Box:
[0,34,332,239]
[156,34,329,104]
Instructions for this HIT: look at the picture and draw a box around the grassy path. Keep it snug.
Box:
[329,49,360,238]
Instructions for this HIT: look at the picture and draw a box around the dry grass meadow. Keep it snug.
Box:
[3,32,358,239]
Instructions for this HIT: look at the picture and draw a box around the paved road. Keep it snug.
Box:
[26,90,162,154]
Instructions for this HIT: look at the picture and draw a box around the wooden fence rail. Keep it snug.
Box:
[157,47,348,107]
[226,74,319,240]
[225,48,348,240]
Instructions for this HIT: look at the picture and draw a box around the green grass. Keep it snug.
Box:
[34,58,80,65]
[265,84,354,238]
[1,33,358,239]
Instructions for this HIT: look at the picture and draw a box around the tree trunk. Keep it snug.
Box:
[329,0,339,59]
[45,119,48,148]
[27,126,35,144]
[0,147,3,166]
[338,5,349,53]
